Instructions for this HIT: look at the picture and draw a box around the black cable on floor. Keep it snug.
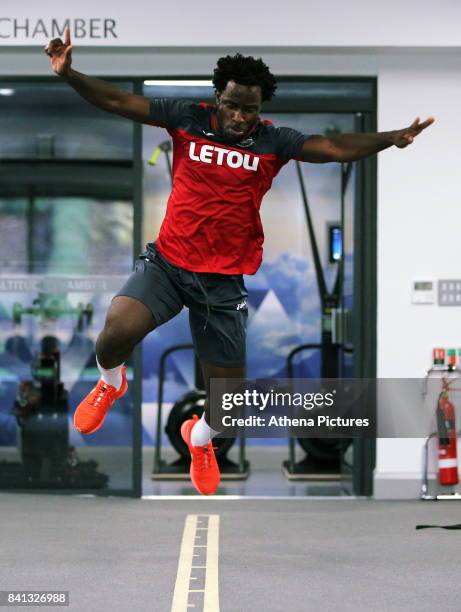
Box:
[416,524,461,530]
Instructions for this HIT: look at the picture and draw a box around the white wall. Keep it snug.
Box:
[374,52,461,498]
[378,53,461,379]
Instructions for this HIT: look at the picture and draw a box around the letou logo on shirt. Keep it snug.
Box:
[189,142,259,172]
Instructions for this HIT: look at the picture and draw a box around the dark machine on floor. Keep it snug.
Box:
[0,299,108,489]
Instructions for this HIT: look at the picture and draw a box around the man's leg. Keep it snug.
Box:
[180,271,248,494]
[190,361,245,446]
[74,244,184,434]
[96,295,157,367]
[93,295,157,387]
[74,296,157,434]
[180,361,245,495]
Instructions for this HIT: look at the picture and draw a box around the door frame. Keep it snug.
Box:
[140,75,377,496]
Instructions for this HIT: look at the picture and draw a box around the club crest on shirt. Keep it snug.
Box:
[189,142,259,172]
[237,137,255,148]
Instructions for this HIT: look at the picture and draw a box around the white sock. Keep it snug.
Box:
[96,357,123,390]
[191,412,220,447]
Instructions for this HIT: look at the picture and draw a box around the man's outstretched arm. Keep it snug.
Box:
[299,117,435,163]
[44,26,150,123]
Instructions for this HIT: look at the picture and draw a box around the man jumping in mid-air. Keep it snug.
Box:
[45,27,434,495]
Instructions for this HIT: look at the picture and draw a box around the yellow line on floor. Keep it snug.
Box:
[171,515,197,611]
[171,514,220,612]
[204,515,220,612]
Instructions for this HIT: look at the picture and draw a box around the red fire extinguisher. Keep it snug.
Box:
[436,390,459,486]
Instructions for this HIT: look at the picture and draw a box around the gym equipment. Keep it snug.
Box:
[151,344,249,480]
[148,140,172,176]
[13,293,93,331]
[283,343,349,479]
[282,160,354,480]
[0,335,108,489]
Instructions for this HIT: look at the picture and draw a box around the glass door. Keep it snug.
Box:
[0,81,141,495]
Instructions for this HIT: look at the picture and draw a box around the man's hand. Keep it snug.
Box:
[392,116,435,148]
[44,26,73,77]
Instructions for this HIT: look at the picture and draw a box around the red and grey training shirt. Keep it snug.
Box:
[149,98,307,275]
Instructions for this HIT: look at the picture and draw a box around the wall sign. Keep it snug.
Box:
[0,18,117,40]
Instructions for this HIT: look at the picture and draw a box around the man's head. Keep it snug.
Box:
[212,54,277,142]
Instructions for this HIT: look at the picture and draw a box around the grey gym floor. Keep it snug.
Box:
[2,493,461,612]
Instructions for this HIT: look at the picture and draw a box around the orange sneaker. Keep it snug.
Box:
[73,367,128,435]
[181,414,221,495]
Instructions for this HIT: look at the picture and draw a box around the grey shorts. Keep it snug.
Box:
[115,242,248,367]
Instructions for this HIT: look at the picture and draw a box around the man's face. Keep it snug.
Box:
[215,81,262,142]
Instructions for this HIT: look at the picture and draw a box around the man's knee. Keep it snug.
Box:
[106,296,156,340]
[98,320,129,348]
[96,298,156,362]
